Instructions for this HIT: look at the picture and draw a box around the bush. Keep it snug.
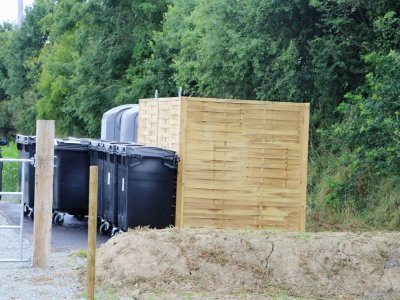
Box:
[1,141,19,193]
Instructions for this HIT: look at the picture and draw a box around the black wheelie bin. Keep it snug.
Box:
[0,136,8,200]
[52,138,91,225]
[97,141,121,235]
[16,134,36,218]
[98,141,141,235]
[89,139,103,225]
[115,144,178,233]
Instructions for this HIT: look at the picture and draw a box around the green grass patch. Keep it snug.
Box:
[307,151,400,231]
[1,141,19,193]
[70,249,88,258]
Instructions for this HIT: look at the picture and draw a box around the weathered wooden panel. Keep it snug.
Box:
[137,96,310,231]
[138,97,180,152]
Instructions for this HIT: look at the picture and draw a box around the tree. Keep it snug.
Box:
[3,0,54,134]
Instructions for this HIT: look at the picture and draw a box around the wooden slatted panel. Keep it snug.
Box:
[137,97,309,232]
[178,97,309,231]
[138,97,180,152]
[157,99,181,152]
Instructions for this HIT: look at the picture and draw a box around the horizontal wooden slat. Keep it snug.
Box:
[184,199,301,208]
[185,97,308,109]
[138,97,309,232]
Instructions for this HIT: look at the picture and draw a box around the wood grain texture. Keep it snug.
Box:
[300,104,310,231]
[175,97,187,228]
[137,97,310,231]
[87,166,98,300]
[138,97,180,152]
[33,120,54,268]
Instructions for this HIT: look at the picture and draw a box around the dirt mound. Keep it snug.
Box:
[96,229,400,299]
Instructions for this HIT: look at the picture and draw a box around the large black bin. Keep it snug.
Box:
[89,139,103,223]
[16,134,36,216]
[0,137,7,200]
[89,139,102,167]
[52,138,90,224]
[98,141,138,235]
[116,145,178,231]
[98,142,121,235]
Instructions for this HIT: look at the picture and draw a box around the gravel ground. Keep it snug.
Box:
[0,212,86,299]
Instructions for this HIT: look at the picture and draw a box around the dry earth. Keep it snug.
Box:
[96,228,400,300]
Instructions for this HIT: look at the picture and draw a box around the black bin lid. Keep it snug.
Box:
[55,138,90,151]
[100,142,141,154]
[117,145,178,164]
[16,134,36,145]
[100,141,118,154]
[89,139,104,150]
[115,143,143,156]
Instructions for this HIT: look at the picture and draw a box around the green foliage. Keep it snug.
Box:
[1,142,19,193]
[308,151,400,231]
[1,0,54,134]
[0,0,399,230]
[0,23,14,129]
[323,11,400,218]
[144,0,316,100]
[127,0,198,98]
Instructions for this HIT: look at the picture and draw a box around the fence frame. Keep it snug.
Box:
[0,158,32,262]
[139,97,310,231]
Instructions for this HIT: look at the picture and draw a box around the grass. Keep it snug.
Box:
[70,249,87,258]
[1,141,19,193]
[307,151,400,232]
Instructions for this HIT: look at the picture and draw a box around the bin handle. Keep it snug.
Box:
[163,154,178,169]
[129,155,142,168]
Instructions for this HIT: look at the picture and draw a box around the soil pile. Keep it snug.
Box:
[96,229,400,299]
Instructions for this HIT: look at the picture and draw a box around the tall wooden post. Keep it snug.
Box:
[33,120,54,268]
[87,166,98,300]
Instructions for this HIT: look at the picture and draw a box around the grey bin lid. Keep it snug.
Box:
[101,104,136,141]
[120,105,139,143]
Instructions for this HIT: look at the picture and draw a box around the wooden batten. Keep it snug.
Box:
[138,96,310,231]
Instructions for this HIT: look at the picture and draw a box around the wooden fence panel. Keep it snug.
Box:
[138,97,180,152]
[138,97,309,231]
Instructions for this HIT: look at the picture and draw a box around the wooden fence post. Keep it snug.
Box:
[33,120,54,268]
[87,166,98,300]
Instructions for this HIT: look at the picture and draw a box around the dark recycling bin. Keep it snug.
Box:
[0,136,7,200]
[116,145,178,232]
[98,141,140,235]
[89,139,103,223]
[98,141,121,235]
[89,139,103,166]
[0,146,2,200]
[16,134,36,217]
[52,138,91,225]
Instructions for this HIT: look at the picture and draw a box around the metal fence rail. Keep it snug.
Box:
[0,158,32,262]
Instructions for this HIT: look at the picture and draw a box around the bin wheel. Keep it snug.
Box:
[111,228,122,237]
[53,212,64,226]
[23,204,30,217]
[99,222,110,236]
[29,209,34,220]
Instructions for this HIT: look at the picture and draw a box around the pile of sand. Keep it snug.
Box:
[96,228,400,299]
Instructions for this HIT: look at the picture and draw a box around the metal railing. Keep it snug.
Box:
[0,158,32,262]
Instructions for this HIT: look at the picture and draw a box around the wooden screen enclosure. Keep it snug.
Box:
[138,97,310,231]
